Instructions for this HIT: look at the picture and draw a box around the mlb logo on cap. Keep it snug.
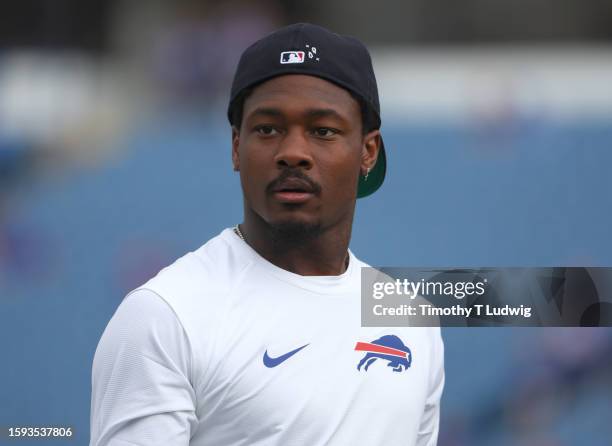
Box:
[280,51,305,64]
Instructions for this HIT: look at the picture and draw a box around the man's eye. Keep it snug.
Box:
[255,125,278,136]
[314,128,337,138]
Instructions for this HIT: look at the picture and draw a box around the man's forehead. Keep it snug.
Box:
[243,74,360,117]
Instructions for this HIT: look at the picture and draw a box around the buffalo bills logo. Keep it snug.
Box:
[355,335,412,372]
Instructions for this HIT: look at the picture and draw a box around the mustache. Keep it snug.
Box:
[266,169,322,196]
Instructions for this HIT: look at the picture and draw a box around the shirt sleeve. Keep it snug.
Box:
[90,289,198,446]
[415,328,445,446]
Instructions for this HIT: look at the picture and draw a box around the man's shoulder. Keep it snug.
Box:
[134,228,251,305]
[118,229,252,350]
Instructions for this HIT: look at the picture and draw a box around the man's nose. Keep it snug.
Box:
[274,128,314,169]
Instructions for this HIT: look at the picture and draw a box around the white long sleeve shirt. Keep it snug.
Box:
[90,228,444,445]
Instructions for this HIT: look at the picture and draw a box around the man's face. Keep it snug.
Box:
[232,74,380,234]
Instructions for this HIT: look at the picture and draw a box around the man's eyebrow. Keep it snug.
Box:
[305,108,347,121]
[246,107,349,123]
[247,107,284,119]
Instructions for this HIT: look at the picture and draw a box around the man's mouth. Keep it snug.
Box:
[271,177,317,203]
[273,190,314,203]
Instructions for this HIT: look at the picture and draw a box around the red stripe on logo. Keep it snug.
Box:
[354,342,407,358]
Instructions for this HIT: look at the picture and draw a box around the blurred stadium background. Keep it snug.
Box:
[1,1,612,445]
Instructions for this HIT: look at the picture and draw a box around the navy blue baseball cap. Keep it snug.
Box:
[227,23,386,198]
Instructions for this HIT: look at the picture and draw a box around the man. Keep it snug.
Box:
[90,23,444,445]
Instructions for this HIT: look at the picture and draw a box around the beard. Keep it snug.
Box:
[268,220,323,246]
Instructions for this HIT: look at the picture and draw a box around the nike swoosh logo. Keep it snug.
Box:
[263,344,309,368]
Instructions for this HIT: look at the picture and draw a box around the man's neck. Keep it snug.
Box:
[239,213,353,276]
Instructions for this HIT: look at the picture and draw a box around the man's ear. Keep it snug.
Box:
[361,129,381,175]
[231,126,240,171]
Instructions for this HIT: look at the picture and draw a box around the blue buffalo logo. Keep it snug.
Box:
[355,335,412,372]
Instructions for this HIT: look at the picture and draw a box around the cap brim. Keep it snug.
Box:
[357,136,386,198]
